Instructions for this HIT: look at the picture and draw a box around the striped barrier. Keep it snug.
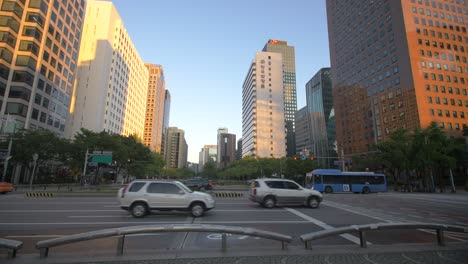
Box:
[24,192,55,198]
[214,192,244,198]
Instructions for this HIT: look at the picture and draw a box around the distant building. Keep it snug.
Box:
[216,127,228,164]
[262,39,297,156]
[0,0,86,135]
[242,51,286,158]
[236,138,243,160]
[218,133,236,169]
[144,64,166,153]
[199,144,217,171]
[66,0,148,140]
[165,127,187,169]
[160,90,171,158]
[295,106,312,157]
[187,162,199,174]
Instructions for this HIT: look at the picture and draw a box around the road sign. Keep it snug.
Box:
[0,152,7,158]
[88,162,97,167]
[92,155,112,163]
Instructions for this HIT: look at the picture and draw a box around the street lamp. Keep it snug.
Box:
[29,153,39,190]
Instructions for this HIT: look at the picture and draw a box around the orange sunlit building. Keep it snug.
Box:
[326,0,468,156]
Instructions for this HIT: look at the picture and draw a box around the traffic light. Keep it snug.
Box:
[293,156,298,160]
[310,156,315,161]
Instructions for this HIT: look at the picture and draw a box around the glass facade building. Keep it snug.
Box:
[305,68,336,168]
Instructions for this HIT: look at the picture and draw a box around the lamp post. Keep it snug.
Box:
[29,153,39,190]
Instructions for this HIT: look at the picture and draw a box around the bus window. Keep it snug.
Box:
[314,175,322,184]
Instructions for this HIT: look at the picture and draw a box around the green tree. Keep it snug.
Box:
[11,128,70,183]
[200,160,217,179]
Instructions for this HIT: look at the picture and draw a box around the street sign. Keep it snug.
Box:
[0,152,7,158]
[92,155,112,163]
[88,162,97,167]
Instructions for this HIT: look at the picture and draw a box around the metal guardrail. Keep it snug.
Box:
[36,224,293,258]
[0,238,23,258]
[300,222,468,249]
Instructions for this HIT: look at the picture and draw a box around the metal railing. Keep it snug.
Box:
[0,238,23,258]
[36,224,293,258]
[300,222,468,249]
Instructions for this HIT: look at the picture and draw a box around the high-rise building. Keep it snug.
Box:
[199,144,217,170]
[263,39,297,156]
[295,106,312,157]
[236,138,243,160]
[161,90,171,157]
[326,0,468,157]
[305,68,336,168]
[218,132,236,169]
[0,0,86,135]
[66,0,148,140]
[165,127,187,169]
[144,64,165,153]
[160,90,171,158]
[216,127,228,164]
[242,51,286,158]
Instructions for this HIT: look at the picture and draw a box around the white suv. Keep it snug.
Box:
[249,178,323,209]
[118,180,215,218]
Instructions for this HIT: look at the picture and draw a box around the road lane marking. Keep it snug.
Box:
[402,253,422,264]
[323,201,467,242]
[0,210,122,213]
[285,208,364,246]
[68,215,131,218]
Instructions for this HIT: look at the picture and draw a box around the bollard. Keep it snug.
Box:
[221,233,227,250]
[117,236,125,255]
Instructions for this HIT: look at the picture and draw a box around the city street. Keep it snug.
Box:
[1,191,467,258]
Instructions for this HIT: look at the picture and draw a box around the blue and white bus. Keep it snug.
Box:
[309,169,387,194]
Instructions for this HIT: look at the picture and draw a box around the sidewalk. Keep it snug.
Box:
[4,243,468,264]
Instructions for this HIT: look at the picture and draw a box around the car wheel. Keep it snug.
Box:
[131,202,148,218]
[190,202,205,217]
[362,187,370,194]
[308,196,320,209]
[262,196,276,209]
[199,186,206,192]
[325,186,333,193]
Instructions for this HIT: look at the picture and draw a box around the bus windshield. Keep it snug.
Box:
[310,169,387,194]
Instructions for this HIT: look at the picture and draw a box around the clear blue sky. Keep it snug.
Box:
[109,0,331,163]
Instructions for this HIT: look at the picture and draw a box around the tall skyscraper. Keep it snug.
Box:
[216,127,228,164]
[144,64,166,153]
[0,0,86,135]
[305,68,336,168]
[263,39,297,156]
[326,0,468,157]
[165,127,187,169]
[66,0,149,139]
[218,132,236,169]
[160,90,171,158]
[242,51,286,158]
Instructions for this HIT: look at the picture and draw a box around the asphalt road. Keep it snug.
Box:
[0,191,467,262]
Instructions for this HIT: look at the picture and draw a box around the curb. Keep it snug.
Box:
[24,192,55,198]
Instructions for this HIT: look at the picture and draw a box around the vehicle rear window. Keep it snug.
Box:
[128,182,145,192]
